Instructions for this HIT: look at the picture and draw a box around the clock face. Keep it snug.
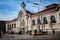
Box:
[21,4,26,7]
[21,4,24,7]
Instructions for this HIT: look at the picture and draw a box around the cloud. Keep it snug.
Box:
[6,11,18,20]
[0,11,18,21]
[0,13,6,20]
[0,0,21,20]
[0,0,60,20]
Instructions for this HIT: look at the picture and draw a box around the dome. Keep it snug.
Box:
[21,2,26,7]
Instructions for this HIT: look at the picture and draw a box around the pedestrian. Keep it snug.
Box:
[53,29,55,35]
[53,30,55,34]
[34,30,37,36]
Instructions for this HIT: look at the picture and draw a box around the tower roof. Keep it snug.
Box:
[21,2,26,6]
[22,2,25,4]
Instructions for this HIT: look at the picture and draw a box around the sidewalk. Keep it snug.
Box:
[0,34,60,40]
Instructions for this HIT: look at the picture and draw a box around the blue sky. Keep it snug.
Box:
[0,0,60,20]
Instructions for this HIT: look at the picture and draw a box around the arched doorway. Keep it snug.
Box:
[22,28,25,34]
[20,20,26,34]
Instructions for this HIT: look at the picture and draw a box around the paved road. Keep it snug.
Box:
[0,34,60,40]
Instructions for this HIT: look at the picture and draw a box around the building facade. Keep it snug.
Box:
[6,2,60,35]
[0,21,6,33]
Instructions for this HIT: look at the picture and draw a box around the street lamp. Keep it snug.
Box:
[33,3,41,31]
[26,0,43,31]
[26,0,43,32]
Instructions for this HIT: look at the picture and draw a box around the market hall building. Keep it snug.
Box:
[6,2,60,35]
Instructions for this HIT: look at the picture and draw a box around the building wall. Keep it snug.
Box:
[6,20,18,33]
[0,21,6,33]
[6,10,60,34]
[41,10,60,35]
[6,4,60,34]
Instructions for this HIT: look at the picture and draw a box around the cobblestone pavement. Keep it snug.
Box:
[0,34,60,40]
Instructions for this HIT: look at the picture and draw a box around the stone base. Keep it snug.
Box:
[47,31,60,36]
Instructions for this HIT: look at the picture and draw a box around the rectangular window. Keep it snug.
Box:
[12,24,13,27]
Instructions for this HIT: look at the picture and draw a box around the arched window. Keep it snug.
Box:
[10,25,11,27]
[9,24,11,30]
[12,24,13,27]
[37,18,41,24]
[8,25,9,30]
[51,15,56,23]
[43,17,48,24]
[14,24,16,28]
[32,19,35,25]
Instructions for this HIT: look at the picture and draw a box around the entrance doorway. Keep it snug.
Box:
[22,28,25,34]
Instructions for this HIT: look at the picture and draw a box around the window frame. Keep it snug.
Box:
[51,15,56,23]
[43,17,48,24]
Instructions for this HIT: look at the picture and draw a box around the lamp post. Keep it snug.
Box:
[26,0,43,32]
[33,3,41,31]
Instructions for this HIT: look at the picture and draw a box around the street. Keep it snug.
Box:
[0,34,60,40]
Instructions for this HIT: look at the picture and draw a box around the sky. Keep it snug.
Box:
[0,0,60,21]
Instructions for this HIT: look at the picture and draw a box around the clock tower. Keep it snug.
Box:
[21,2,26,10]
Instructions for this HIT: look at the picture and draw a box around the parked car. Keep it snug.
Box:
[37,31,42,35]
[31,30,37,36]
[31,31,34,36]
[31,30,47,36]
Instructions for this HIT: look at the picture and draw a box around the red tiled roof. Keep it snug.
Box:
[30,6,57,17]
[29,6,57,16]
[39,6,57,13]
